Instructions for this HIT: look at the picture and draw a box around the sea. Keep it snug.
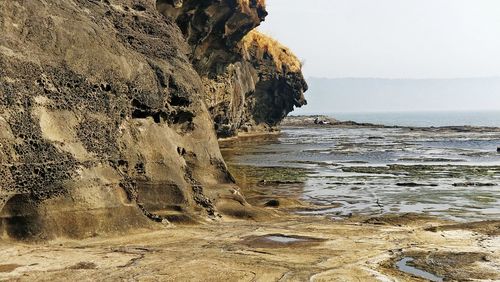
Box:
[222,111,500,222]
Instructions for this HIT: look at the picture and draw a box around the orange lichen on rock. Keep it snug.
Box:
[242,30,302,73]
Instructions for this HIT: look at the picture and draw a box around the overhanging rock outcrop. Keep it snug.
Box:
[157,0,267,74]
[157,0,308,138]
[0,0,307,240]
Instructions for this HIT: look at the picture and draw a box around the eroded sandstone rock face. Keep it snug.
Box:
[204,31,308,137]
[157,0,267,74]
[157,0,307,138]
[0,0,306,240]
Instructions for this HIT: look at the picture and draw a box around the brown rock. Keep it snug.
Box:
[0,0,306,240]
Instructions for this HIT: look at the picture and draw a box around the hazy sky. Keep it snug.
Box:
[296,77,500,113]
[259,0,500,79]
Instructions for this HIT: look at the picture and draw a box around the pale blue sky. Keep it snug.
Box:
[259,0,500,79]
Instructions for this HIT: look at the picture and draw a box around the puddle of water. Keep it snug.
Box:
[264,235,307,243]
[396,257,443,282]
[241,234,325,248]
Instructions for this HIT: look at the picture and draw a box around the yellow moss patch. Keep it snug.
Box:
[242,30,302,73]
[241,0,266,8]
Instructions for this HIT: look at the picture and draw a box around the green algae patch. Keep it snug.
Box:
[227,164,311,187]
[341,164,500,179]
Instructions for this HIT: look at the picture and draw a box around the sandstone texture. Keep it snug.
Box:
[205,30,307,138]
[0,0,306,240]
[157,0,307,138]
[0,215,498,281]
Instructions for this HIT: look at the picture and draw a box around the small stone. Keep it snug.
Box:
[264,199,280,207]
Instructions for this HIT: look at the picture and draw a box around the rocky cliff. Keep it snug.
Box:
[206,30,307,137]
[158,0,307,138]
[0,0,306,240]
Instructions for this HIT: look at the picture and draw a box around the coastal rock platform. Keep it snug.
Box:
[0,214,498,281]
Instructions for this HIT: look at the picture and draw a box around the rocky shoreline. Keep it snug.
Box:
[0,210,498,281]
[0,1,498,280]
[282,115,500,133]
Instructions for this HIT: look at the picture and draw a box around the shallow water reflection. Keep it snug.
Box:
[396,257,444,282]
[221,126,500,221]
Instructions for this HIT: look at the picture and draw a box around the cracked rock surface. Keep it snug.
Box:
[0,215,498,281]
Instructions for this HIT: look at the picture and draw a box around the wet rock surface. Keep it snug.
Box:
[388,251,500,281]
[214,125,500,280]
[221,126,500,221]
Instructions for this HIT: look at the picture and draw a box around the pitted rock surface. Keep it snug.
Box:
[0,0,306,239]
